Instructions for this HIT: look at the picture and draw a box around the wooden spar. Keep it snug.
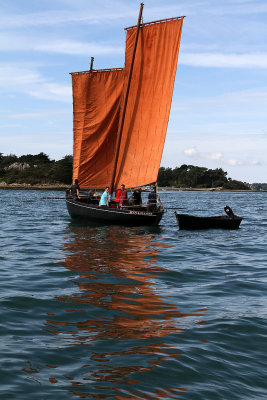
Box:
[109,3,144,194]
[125,15,185,30]
[70,67,123,75]
[90,57,94,71]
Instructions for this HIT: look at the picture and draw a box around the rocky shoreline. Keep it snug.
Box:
[0,183,264,192]
[0,183,68,191]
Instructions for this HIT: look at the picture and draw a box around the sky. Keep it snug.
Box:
[1,0,267,183]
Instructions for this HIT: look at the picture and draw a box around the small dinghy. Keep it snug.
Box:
[175,206,243,230]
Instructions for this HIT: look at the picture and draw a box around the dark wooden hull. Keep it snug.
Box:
[175,212,242,230]
[66,199,164,226]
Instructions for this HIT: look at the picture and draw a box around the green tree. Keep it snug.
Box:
[157,167,173,186]
[251,183,267,190]
[49,155,73,184]
[223,179,250,190]
[18,152,52,165]
[1,153,18,167]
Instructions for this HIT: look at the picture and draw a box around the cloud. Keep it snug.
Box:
[184,148,197,156]
[180,52,267,68]
[2,33,267,67]
[0,3,135,29]
[0,11,108,29]
[206,1,267,16]
[208,152,223,161]
[227,159,244,166]
[0,123,21,128]
[9,109,70,119]
[251,160,262,166]
[183,147,263,169]
[1,0,266,32]
[184,147,223,161]
[0,32,124,56]
[0,63,71,102]
[227,158,262,167]
[0,34,124,56]
[36,40,124,56]
[28,83,71,101]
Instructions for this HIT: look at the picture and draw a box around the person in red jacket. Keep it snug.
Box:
[116,184,128,207]
[115,186,122,207]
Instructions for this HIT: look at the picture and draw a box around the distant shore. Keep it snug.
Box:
[0,184,68,191]
[0,183,265,192]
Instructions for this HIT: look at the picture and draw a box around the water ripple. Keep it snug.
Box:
[1,190,267,399]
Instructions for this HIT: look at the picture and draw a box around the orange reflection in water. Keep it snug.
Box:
[40,225,205,398]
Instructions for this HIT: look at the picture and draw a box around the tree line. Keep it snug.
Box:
[157,165,250,190]
[0,152,72,185]
[0,152,253,190]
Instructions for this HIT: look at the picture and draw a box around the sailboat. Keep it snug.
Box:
[66,3,184,225]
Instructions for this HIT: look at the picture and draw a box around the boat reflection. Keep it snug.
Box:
[42,225,204,398]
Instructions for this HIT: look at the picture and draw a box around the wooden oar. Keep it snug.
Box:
[164,207,186,210]
[42,195,93,200]
[42,197,66,199]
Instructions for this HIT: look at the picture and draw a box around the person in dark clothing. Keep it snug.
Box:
[88,189,98,204]
[133,188,142,205]
[70,179,80,199]
[146,186,161,212]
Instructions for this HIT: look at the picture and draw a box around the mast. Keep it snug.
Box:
[109,3,144,194]
[90,57,94,72]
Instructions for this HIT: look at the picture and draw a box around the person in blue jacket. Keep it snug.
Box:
[99,187,109,207]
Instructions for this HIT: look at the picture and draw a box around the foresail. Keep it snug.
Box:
[72,69,124,188]
[114,18,184,189]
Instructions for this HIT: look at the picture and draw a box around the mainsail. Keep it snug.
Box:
[71,13,184,189]
[114,17,184,189]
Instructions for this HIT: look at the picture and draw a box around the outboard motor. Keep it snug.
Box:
[224,205,235,219]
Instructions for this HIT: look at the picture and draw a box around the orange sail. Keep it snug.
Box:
[72,69,124,187]
[113,18,184,189]
[71,15,183,189]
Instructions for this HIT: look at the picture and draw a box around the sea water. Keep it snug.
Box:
[0,189,267,400]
